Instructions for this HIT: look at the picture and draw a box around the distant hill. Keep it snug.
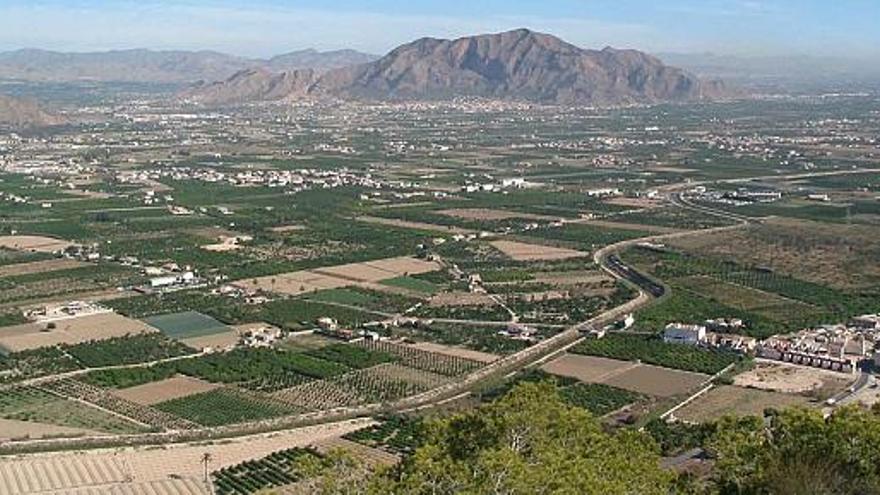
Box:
[0,48,378,83]
[267,49,378,72]
[189,68,317,105]
[189,29,727,105]
[0,94,61,128]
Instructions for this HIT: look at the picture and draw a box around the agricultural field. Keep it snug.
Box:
[733,361,853,397]
[673,385,815,423]
[113,375,221,405]
[212,447,322,495]
[154,388,294,426]
[143,310,233,340]
[542,353,709,398]
[0,312,160,353]
[667,217,880,290]
[570,334,741,375]
[623,240,880,335]
[0,385,145,434]
[0,81,878,463]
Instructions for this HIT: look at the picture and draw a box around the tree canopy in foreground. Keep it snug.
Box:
[303,380,673,494]
[294,384,880,494]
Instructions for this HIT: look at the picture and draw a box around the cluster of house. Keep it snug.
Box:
[763,316,880,374]
[690,187,783,207]
[460,176,538,193]
[115,165,390,194]
[24,301,111,323]
[239,325,283,348]
[663,314,880,374]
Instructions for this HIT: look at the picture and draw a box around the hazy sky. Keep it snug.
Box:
[1,0,878,58]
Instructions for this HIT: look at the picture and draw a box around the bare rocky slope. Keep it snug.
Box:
[189,29,727,105]
[0,94,62,128]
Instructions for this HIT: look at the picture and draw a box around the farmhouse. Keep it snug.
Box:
[586,187,622,198]
[663,323,707,345]
[850,314,880,330]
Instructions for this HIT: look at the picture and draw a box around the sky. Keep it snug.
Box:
[0,0,878,59]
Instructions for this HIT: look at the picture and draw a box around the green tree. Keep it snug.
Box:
[311,381,673,494]
[708,406,880,494]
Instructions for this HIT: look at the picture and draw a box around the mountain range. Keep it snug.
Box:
[188,29,727,106]
[0,48,379,83]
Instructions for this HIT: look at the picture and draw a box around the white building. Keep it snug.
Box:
[663,323,707,345]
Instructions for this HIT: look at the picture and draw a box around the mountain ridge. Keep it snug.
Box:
[188,29,727,106]
[0,48,379,83]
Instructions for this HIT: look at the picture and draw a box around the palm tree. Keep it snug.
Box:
[201,452,213,483]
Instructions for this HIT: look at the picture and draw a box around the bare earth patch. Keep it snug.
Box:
[574,219,682,234]
[675,385,813,423]
[437,208,559,221]
[0,419,373,494]
[409,341,500,363]
[236,256,441,296]
[0,418,101,442]
[603,364,708,397]
[357,216,476,235]
[113,376,221,406]
[0,259,88,277]
[0,235,75,253]
[181,328,242,351]
[0,312,158,352]
[603,197,664,209]
[490,240,588,261]
[533,271,611,286]
[542,354,639,383]
[428,291,496,307]
[734,361,852,394]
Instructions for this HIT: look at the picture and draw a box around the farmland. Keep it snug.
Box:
[673,385,814,423]
[570,334,740,375]
[0,77,878,488]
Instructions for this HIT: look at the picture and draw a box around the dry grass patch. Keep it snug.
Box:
[0,235,75,253]
[313,437,400,466]
[674,385,813,423]
[0,259,87,277]
[490,240,588,261]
